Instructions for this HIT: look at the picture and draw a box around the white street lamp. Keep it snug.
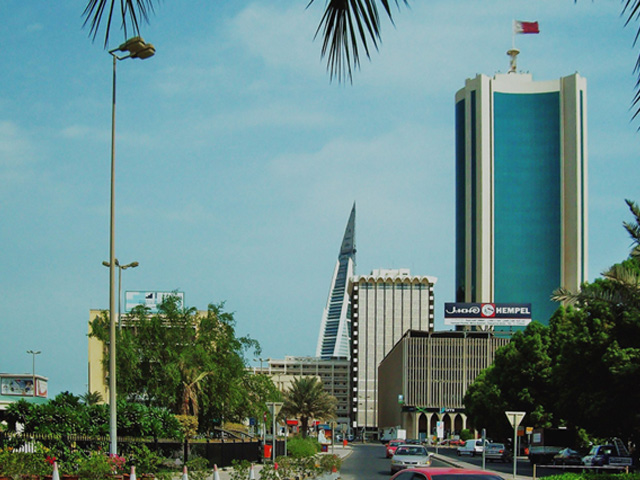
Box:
[107,36,154,456]
[102,259,139,330]
[26,350,41,397]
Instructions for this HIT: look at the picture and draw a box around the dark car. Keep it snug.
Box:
[390,467,505,480]
[485,443,512,463]
[552,448,583,465]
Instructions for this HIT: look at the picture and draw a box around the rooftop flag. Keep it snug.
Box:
[514,20,540,34]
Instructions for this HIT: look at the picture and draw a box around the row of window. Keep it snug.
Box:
[359,283,432,290]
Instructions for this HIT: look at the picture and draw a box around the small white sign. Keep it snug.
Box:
[505,411,526,427]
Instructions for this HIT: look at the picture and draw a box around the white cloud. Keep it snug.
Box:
[0,121,34,167]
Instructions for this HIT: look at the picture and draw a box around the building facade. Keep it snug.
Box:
[378,330,510,440]
[348,269,437,437]
[316,204,356,360]
[254,356,351,427]
[455,67,588,324]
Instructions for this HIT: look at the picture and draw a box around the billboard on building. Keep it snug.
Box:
[444,303,531,326]
[1,376,48,398]
[124,291,184,313]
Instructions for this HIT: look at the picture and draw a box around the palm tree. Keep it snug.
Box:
[281,376,336,438]
[81,0,404,82]
[553,199,640,307]
[80,390,104,405]
[82,1,640,112]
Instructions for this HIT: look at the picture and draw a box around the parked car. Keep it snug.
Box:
[442,438,465,446]
[405,439,422,445]
[390,445,432,474]
[552,448,583,465]
[390,467,505,480]
[387,439,406,458]
[582,443,632,467]
[485,443,512,463]
[457,439,487,456]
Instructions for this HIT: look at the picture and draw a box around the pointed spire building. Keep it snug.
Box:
[316,204,356,360]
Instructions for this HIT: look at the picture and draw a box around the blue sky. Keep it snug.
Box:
[1,1,639,397]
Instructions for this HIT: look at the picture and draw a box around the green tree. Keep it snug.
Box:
[4,393,181,438]
[80,391,104,406]
[281,377,337,438]
[89,296,262,433]
[466,200,640,445]
[464,321,556,440]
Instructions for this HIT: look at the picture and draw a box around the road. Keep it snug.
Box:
[339,443,572,479]
[339,443,455,480]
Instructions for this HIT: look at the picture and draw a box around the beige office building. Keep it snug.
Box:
[378,330,510,440]
[348,269,437,437]
[255,356,351,427]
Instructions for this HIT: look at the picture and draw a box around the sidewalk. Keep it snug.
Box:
[194,444,353,480]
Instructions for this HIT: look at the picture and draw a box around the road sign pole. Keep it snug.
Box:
[505,411,526,479]
[481,428,486,470]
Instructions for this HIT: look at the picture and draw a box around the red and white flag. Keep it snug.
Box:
[513,20,540,34]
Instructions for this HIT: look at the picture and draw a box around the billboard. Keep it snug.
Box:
[1,376,48,397]
[124,291,184,313]
[444,302,531,326]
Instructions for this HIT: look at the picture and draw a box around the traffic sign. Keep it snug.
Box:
[504,411,526,427]
[267,402,283,417]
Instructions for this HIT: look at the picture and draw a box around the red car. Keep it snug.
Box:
[386,439,406,458]
[390,467,505,480]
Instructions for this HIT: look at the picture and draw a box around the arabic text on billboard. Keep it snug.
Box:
[124,291,184,313]
[444,302,532,326]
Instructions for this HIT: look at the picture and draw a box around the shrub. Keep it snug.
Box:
[286,435,320,458]
[229,459,252,480]
[460,429,474,441]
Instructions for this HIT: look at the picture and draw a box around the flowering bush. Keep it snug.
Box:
[76,452,126,479]
[0,448,51,478]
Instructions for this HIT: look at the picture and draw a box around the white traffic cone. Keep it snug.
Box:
[249,463,256,480]
[213,464,221,480]
[52,461,60,480]
[182,465,189,480]
[130,466,137,480]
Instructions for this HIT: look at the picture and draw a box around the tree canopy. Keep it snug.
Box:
[89,296,277,433]
[465,200,640,446]
[281,377,337,438]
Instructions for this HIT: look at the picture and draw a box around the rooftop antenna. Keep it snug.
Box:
[507,48,520,73]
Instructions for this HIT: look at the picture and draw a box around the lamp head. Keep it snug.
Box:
[116,36,155,60]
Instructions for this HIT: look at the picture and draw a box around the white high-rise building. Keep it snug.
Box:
[455,52,588,324]
[348,269,437,436]
[316,204,356,359]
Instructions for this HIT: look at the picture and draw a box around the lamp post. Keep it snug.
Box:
[102,259,139,330]
[26,350,41,397]
[107,36,155,456]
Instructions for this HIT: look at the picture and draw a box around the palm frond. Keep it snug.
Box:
[623,199,640,255]
[621,0,640,120]
[83,0,156,48]
[309,0,407,82]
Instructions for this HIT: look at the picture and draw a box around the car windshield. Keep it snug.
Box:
[396,447,427,456]
[391,441,403,446]
[488,444,504,449]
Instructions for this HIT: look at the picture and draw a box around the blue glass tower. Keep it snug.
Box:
[316,204,356,359]
[455,61,588,325]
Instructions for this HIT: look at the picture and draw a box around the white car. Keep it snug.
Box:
[457,439,487,456]
[390,445,432,474]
